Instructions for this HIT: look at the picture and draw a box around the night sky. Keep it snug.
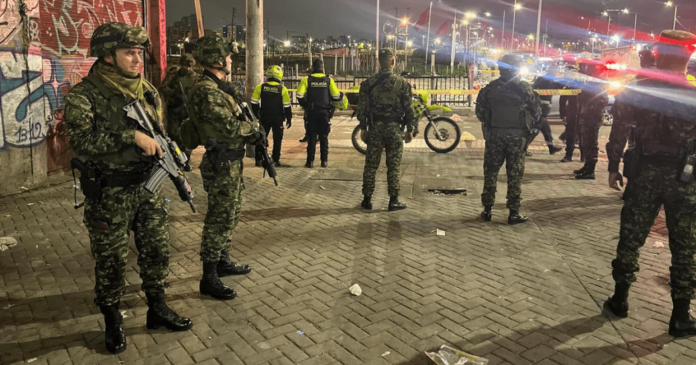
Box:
[166,0,694,42]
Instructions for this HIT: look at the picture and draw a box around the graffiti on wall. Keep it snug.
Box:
[1,0,41,47]
[39,0,143,57]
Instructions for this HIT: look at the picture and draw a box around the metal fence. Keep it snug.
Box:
[227,74,471,107]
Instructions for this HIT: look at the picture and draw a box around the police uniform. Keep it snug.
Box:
[64,22,192,355]
[159,53,200,155]
[356,49,416,211]
[188,35,261,300]
[574,62,609,179]
[251,66,292,166]
[297,60,348,167]
[559,66,582,162]
[604,30,696,337]
[476,54,541,225]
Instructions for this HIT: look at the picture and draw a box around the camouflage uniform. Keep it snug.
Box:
[159,54,199,151]
[356,53,416,200]
[476,75,541,211]
[64,24,169,307]
[188,36,260,265]
[607,75,696,300]
[578,80,609,164]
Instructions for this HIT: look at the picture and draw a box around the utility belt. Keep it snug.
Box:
[623,147,695,183]
[489,127,528,137]
[70,158,154,207]
[372,116,404,125]
[207,139,245,173]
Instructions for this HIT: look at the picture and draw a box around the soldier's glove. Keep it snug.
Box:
[251,128,268,146]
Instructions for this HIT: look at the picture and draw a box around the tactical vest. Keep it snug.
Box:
[186,78,245,150]
[306,75,331,111]
[489,82,526,132]
[371,76,404,117]
[260,83,284,122]
[80,74,158,169]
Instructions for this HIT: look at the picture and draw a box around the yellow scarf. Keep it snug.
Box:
[93,61,145,101]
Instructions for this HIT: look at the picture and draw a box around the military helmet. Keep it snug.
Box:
[499,54,522,69]
[195,35,232,67]
[90,22,150,58]
[180,53,196,67]
[379,48,396,64]
[266,65,283,81]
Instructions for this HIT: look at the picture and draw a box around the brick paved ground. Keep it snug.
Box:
[0,115,690,365]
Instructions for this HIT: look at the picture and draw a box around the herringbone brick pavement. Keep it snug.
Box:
[0,116,689,365]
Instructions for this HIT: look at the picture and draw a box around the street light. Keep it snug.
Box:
[484,12,491,17]
[665,1,678,30]
[602,11,612,35]
[512,1,522,52]
[401,17,409,26]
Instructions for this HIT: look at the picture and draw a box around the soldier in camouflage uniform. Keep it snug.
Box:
[159,53,200,156]
[63,23,192,354]
[188,35,262,300]
[574,61,609,180]
[476,54,541,225]
[356,49,416,211]
[604,30,696,337]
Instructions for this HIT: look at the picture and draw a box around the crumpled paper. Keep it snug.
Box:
[0,237,18,252]
[349,284,362,296]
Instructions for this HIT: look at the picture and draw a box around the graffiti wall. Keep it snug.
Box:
[0,0,145,192]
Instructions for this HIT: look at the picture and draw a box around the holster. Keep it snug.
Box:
[622,148,640,180]
[208,140,245,173]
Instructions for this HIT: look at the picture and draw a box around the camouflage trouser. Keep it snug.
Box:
[84,185,169,306]
[613,162,696,299]
[362,120,404,198]
[481,133,527,211]
[579,109,603,163]
[199,153,243,263]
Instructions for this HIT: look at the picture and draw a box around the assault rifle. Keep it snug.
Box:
[123,101,197,212]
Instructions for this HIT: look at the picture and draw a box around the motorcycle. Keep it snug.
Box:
[349,78,461,155]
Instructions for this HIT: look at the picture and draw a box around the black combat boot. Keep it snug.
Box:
[388,196,407,211]
[200,262,237,300]
[255,160,262,167]
[481,206,492,222]
[560,154,573,163]
[299,135,308,143]
[99,302,127,354]
[321,161,328,168]
[508,210,528,225]
[361,196,372,210]
[218,249,252,277]
[146,293,193,331]
[669,298,696,337]
[273,160,281,167]
[305,160,314,168]
[548,145,563,155]
[603,282,630,318]
[573,162,588,175]
[575,161,596,180]
[525,151,533,157]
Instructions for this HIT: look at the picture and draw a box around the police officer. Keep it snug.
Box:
[188,35,263,300]
[159,53,200,156]
[559,65,582,162]
[357,49,416,211]
[604,30,696,337]
[297,59,348,167]
[251,65,292,166]
[530,66,563,154]
[574,60,609,180]
[476,54,541,225]
[64,23,192,354]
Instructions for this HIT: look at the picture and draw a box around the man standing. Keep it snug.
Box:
[476,54,541,225]
[251,65,292,166]
[296,59,348,168]
[559,65,582,163]
[356,49,416,212]
[64,23,192,354]
[604,30,696,337]
[159,53,199,156]
[188,35,263,300]
[530,66,564,155]
[574,61,609,180]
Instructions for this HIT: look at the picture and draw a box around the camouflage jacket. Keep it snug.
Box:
[64,72,163,172]
[188,71,260,150]
[356,68,417,133]
[607,75,696,173]
[476,77,542,126]
[577,81,608,117]
[160,68,200,109]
